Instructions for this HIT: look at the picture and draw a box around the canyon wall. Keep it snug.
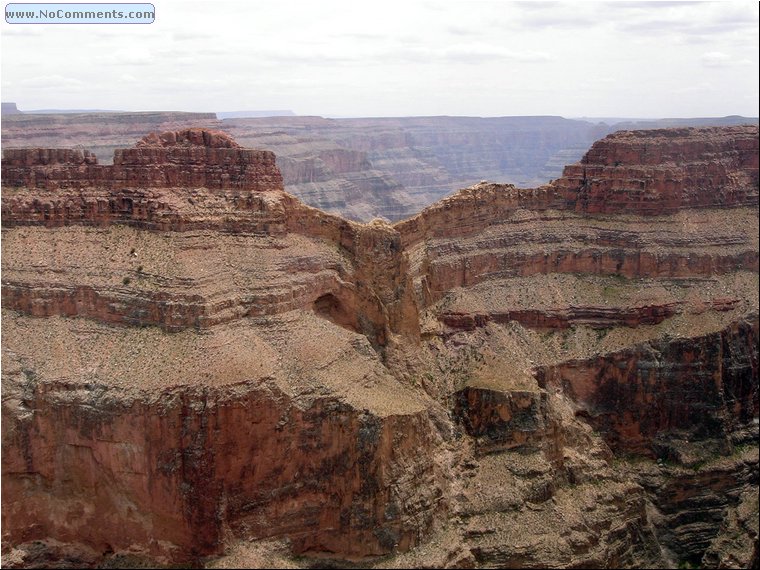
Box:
[3,112,755,222]
[2,376,441,561]
[2,130,435,567]
[554,126,759,214]
[391,125,758,569]
[4,113,608,222]
[2,125,758,569]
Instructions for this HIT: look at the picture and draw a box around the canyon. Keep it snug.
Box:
[3,111,755,223]
[1,124,758,569]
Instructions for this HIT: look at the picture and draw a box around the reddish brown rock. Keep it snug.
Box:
[1,379,442,563]
[135,129,240,148]
[2,125,758,569]
[1,148,99,167]
[553,126,759,215]
[406,211,758,309]
[454,387,558,455]
[1,128,283,192]
[440,302,685,332]
[535,315,759,457]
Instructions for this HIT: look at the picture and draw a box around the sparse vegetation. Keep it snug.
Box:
[1,120,757,569]
[602,285,619,299]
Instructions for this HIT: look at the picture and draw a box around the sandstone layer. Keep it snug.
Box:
[2,125,758,569]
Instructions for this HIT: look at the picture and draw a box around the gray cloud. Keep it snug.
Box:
[701,51,732,67]
[1,26,44,36]
[513,1,562,10]
[610,1,706,8]
[700,51,754,68]
[516,12,601,29]
[95,47,155,66]
[615,1,758,36]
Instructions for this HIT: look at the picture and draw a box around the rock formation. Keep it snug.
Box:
[4,112,756,223]
[2,125,758,569]
[0,113,617,222]
[554,126,759,214]
[1,102,22,115]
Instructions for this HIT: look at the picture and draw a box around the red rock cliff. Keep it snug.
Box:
[553,126,759,214]
[1,122,436,561]
[1,128,283,192]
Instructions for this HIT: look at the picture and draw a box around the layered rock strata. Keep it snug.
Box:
[2,130,433,566]
[554,126,759,214]
[2,125,758,569]
[4,113,755,223]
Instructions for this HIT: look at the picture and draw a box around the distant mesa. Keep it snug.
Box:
[22,108,126,114]
[610,115,758,129]
[1,102,22,115]
[1,105,299,119]
[571,115,759,127]
[217,110,297,119]
[2,102,128,114]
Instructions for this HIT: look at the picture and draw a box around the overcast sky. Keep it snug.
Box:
[1,0,758,117]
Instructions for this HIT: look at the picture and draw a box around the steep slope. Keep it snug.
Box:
[2,125,757,569]
[394,125,758,569]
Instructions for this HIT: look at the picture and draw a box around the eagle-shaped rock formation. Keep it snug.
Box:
[2,126,758,568]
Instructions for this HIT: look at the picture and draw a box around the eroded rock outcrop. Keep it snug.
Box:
[392,125,758,569]
[2,128,282,192]
[554,126,759,214]
[2,125,758,569]
[535,316,759,457]
[2,130,434,566]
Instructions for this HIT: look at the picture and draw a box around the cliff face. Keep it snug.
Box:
[390,125,758,570]
[2,129,434,566]
[553,126,759,214]
[2,373,441,561]
[536,317,758,458]
[1,130,283,192]
[2,126,758,569]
